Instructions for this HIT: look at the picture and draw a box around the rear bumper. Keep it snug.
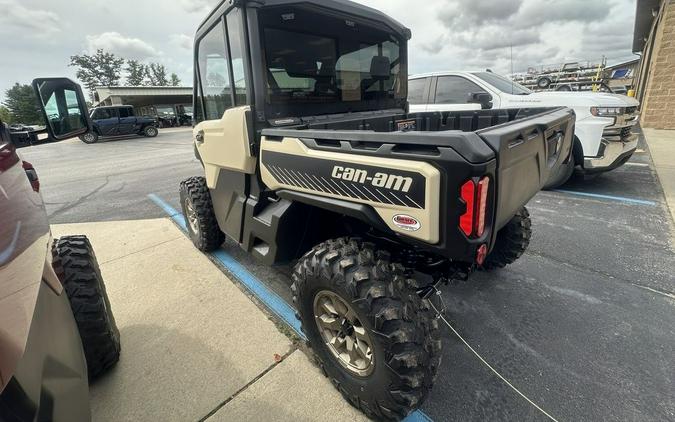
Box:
[584,135,638,173]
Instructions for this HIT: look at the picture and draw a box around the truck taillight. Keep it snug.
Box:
[459,176,490,238]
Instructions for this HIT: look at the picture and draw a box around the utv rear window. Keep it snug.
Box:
[261,16,404,106]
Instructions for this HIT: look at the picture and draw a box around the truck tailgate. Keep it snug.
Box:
[477,107,575,230]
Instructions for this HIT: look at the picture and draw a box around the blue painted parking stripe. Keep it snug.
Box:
[147,194,304,339]
[148,193,433,422]
[553,189,657,206]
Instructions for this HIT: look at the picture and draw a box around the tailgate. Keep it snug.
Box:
[477,107,575,230]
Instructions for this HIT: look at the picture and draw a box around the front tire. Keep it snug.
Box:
[79,132,99,144]
[481,207,532,271]
[292,238,441,421]
[52,235,121,379]
[537,76,552,89]
[143,125,158,137]
[179,176,224,251]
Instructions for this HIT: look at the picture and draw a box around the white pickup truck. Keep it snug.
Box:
[408,71,640,188]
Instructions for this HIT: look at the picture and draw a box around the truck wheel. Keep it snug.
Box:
[79,132,99,144]
[544,154,575,190]
[52,235,120,379]
[292,238,441,421]
[481,207,531,271]
[179,176,224,251]
[143,126,158,137]
[537,77,551,89]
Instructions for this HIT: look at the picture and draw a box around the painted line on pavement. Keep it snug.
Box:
[148,193,304,339]
[552,189,657,206]
[148,193,433,422]
[624,162,649,167]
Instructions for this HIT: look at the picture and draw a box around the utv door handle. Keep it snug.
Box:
[195,130,204,144]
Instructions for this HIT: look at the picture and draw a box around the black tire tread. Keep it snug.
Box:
[179,176,224,252]
[292,237,441,421]
[481,207,531,270]
[52,235,120,379]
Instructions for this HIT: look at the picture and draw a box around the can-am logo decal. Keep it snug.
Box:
[392,214,421,231]
[331,166,413,193]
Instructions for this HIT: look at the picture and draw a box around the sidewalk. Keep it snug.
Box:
[51,219,367,422]
[643,128,675,224]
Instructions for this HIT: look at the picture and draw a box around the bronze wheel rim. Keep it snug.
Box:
[185,199,199,234]
[313,290,375,377]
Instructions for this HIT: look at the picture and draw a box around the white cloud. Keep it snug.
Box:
[170,34,193,50]
[178,0,215,14]
[0,0,60,35]
[86,32,160,60]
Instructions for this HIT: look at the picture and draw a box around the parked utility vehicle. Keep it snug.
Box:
[0,78,120,419]
[80,105,158,144]
[409,71,639,188]
[172,1,576,419]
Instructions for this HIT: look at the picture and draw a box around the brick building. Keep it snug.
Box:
[633,0,675,129]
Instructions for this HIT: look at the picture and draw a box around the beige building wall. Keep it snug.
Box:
[640,0,675,129]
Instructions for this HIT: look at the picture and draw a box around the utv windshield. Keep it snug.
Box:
[472,72,532,95]
[260,6,406,116]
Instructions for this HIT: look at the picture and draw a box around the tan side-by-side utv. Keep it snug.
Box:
[179,0,575,419]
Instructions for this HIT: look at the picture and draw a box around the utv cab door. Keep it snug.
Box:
[193,7,253,243]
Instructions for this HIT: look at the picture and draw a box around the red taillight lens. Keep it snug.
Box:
[475,177,489,237]
[459,176,490,238]
[459,180,475,236]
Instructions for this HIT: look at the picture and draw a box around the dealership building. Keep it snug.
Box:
[93,86,193,122]
[633,0,675,129]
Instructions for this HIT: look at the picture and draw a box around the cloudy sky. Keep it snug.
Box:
[0,0,638,101]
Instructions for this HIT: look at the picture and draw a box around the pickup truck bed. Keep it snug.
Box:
[261,107,575,262]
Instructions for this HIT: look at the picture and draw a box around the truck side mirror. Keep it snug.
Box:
[467,91,493,109]
[32,78,92,140]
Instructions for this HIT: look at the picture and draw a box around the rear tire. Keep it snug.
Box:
[79,132,99,144]
[544,154,575,190]
[179,176,224,252]
[481,207,532,271]
[143,126,158,137]
[52,235,120,379]
[292,238,441,421]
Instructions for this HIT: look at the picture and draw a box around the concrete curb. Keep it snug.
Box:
[642,128,675,226]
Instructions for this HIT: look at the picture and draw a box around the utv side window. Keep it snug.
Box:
[227,10,247,106]
[198,21,233,120]
[434,76,482,104]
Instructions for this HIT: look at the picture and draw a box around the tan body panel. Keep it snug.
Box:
[194,106,255,188]
[260,137,440,243]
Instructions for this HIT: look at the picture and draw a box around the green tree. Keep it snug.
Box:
[70,49,125,93]
[2,83,43,125]
[146,63,168,86]
[126,59,146,86]
[170,73,181,86]
[0,105,12,124]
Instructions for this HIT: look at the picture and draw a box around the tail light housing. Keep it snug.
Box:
[459,176,490,238]
[22,161,39,192]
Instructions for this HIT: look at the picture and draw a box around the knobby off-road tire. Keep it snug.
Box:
[52,235,120,379]
[179,176,224,252]
[79,132,99,144]
[481,207,532,270]
[143,125,158,137]
[292,238,441,421]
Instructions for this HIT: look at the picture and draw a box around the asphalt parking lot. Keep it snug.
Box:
[20,128,675,421]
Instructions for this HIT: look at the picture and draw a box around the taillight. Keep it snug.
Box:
[22,160,39,193]
[459,180,475,236]
[459,176,490,238]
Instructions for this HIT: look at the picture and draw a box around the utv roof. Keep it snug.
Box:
[198,0,411,40]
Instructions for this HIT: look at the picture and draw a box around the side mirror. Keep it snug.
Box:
[32,78,92,140]
[467,91,493,109]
